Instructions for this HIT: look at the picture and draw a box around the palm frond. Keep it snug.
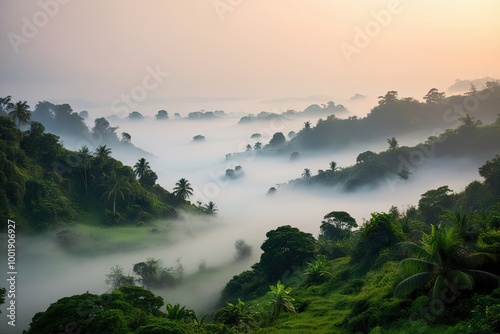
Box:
[399,258,435,276]
[394,272,434,298]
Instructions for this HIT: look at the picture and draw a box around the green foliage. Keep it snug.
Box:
[265,281,296,318]
[319,210,357,241]
[173,178,194,200]
[304,255,332,285]
[260,225,317,280]
[133,258,177,289]
[0,114,201,232]
[394,225,499,301]
[106,265,136,289]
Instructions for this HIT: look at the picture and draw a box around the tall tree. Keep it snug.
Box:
[387,137,399,150]
[133,158,151,181]
[303,121,311,131]
[8,100,31,129]
[173,178,193,200]
[78,145,92,196]
[302,168,311,178]
[102,171,131,213]
[394,225,498,301]
[204,201,218,215]
[95,145,112,167]
[423,88,446,103]
[121,132,131,143]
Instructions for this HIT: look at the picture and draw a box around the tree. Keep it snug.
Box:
[260,225,317,280]
[265,280,296,318]
[173,178,193,200]
[394,225,498,301]
[458,113,482,129]
[302,168,311,178]
[106,265,135,289]
[121,132,131,143]
[235,239,252,260]
[133,258,176,289]
[253,142,262,150]
[204,201,218,215]
[246,144,252,151]
[303,121,311,130]
[387,137,399,150]
[320,211,357,241]
[268,132,286,147]
[356,151,377,164]
[378,91,398,106]
[423,88,446,103]
[102,171,131,214]
[134,158,151,181]
[155,109,169,120]
[95,145,112,165]
[479,155,500,191]
[78,145,92,196]
[329,161,337,172]
[128,111,144,120]
[0,95,12,115]
[8,100,31,129]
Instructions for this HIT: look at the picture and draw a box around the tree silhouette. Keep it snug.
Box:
[387,137,399,150]
[253,142,262,150]
[133,158,151,181]
[173,178,193,200]
[302,168,311,178]
[204,201,218,215]
[8,100,31,129]
[329,161,337,172]
[458,114,482,129]
[121,132,131,143]
[394,225,498,301]
[423,88,446,104]
[303,121,311,130]
[78,145,92,196]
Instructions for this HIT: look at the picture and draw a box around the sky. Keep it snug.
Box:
[1,0,499,115]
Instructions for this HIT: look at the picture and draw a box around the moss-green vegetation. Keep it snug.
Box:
[15,155,500,333]
[0,115,204,236]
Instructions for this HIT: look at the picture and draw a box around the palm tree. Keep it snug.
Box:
[133,158,151,180]
[387,137,398,150]
[173,178,193,200]
[266,280,296,318]
[121,132,132,143]
[394,225,498,301]
[78,145,92,196]
[303,121,311,131]
[204,201,218,215]
[329,161,337,172]
[95,145,112,163]
[102,171,131,213]
[8,100,31,129]
[302,168,311,178]
[0,95,12,114]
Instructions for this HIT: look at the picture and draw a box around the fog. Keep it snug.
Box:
[0,109,485,333]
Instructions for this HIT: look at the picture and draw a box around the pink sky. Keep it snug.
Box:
[1,1,499,115]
